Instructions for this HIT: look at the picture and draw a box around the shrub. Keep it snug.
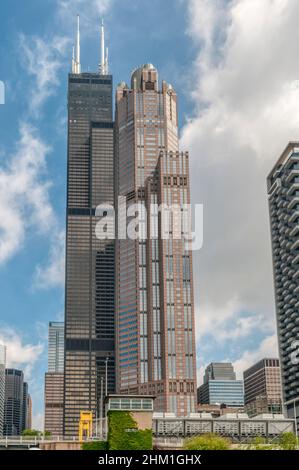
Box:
[279,432,298,450]
[82,441,108,451]
[184,433,230,450]
[107,411,152,450]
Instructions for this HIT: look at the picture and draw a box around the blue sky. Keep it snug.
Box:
[2,0,298,428]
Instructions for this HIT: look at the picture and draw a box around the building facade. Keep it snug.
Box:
[45,322,64,436]
[48,322,64,373]
[243,358,282,416]
[268,142,299,431]
[45,373,64,436]
[63,19,115,435]
[115,64,197,416]
[4,369,24,436]
[198,363,244,407]
[0,344,6,436]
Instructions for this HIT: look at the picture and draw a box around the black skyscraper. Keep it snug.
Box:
[63,18,115,436]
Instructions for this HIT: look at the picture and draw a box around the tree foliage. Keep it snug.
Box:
[107,411,152,450]
[184,433,230,450]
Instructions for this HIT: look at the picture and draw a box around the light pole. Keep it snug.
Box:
[105,356,109,398]
[100,376,104,440]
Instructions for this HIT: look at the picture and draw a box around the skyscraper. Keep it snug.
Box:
[115,64,197,416]
[63,17,115,435]
[45,322,64,436]
[48,322,64,373]
[22,382,29,431]
[268,142,299,431]
[197,363,244,407]
[4,369,24,436]
[0,344,6,436]
[243,358,282,416]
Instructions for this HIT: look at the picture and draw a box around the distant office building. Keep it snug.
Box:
[204,363,236,382]
[268,142,299,431]
[48,322,64,373]
[115,64,197,416]
[45,322,64,436]
[0,344,6,436]
[45,373,64,436]
[198,363,244,407]
[4,369,24,436]
[197,403,244,418]
[26,394,32,430]
[243,358,282,416]
[22,382,29,431]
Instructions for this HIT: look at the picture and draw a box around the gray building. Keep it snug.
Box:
[63,17,115,436]
[243,358,282,416]
[0,344,6,436]
[48,322,64,373]
[198,363,244,407]
[45,322,64,436]
[4,369,24,436]
[268,142,299,431]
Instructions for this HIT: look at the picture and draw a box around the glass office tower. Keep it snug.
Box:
[48,322,64,373]
[63,20,115,435]
[115,64,197,416]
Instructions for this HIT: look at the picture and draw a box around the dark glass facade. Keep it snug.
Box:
[4,369,24,436]
[64,73,115,436]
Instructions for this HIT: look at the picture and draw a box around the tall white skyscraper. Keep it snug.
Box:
[48,322,64,373]
[0,344,6,436]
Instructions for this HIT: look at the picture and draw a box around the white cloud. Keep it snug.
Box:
[34,229,65,289]
[233,334,279,379]
[0,327,44,379]
[19,34,69,117]
[32,412,44,432]
[0,123,55,264]
[182,0,299,343]
[56,0,114,33]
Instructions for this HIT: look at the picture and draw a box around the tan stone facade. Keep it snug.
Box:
[115,64,197,416]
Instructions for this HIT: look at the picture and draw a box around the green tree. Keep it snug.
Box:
[184,433,230,450]
[279,432,298,450]
[107,411,152,450]
[82,441,108,451]
[22,429,40,436]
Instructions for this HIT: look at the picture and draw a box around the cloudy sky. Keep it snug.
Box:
[1,0,297,428]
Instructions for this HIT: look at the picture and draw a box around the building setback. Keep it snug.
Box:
[63,18,115,436]
[268,142,299,431]
[198,363,244,407]
[243,358,282,416]
[0,345,6,436]
[115,64,197,416]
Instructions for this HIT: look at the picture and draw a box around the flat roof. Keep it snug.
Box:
[267,141,299,182]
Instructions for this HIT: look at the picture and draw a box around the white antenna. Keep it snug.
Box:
[100,18,109,74]
[76,15,81,73]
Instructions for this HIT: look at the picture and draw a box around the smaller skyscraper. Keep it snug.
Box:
[26,394,32,430]
[45,322,64,436]
[198,363,244,407]
[0,344,6,436]
[243,358,283,416]
[48,322,64,373]
[4,369,24,436]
